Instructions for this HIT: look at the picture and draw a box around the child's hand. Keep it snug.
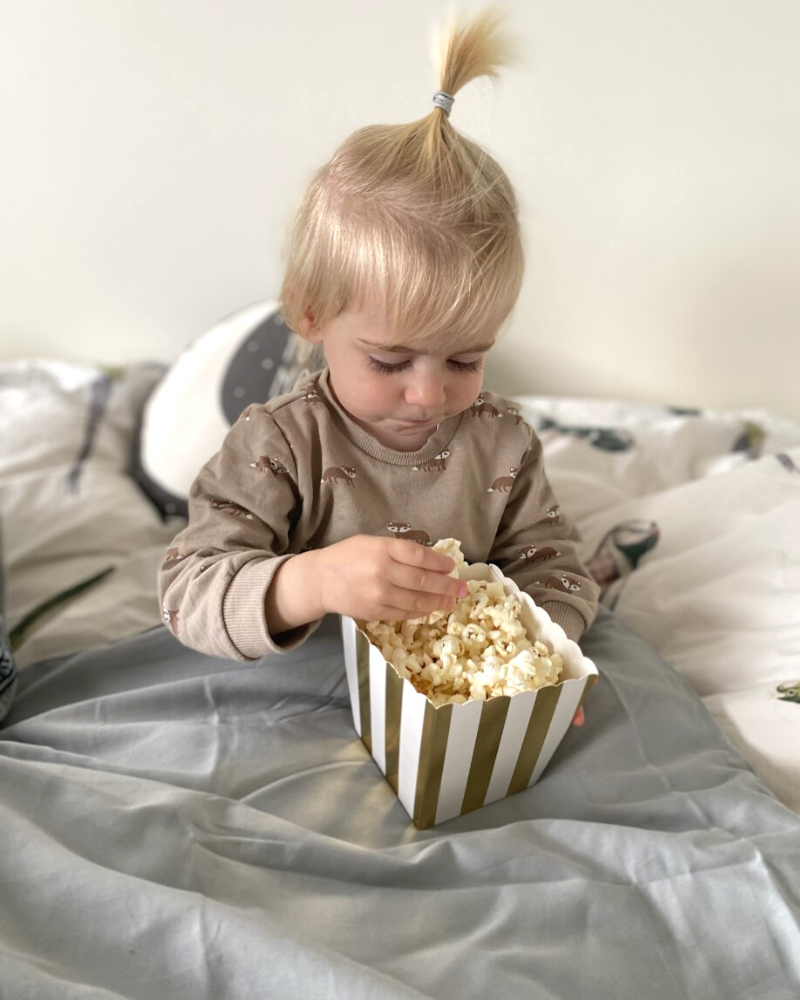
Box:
[572,707,585,727]
[317,535,468,622]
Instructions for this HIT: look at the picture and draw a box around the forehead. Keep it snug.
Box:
[338,303,494,355]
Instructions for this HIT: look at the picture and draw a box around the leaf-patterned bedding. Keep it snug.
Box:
[2,360,799,811]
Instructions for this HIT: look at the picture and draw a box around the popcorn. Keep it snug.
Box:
[364,538,564,707]
[434,537,467,578]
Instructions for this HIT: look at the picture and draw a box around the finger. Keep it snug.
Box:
[386,562,467,601]
[380,583,458,617]
[387,538,455,575]
[375,607,414,622]
[572,706,585,727]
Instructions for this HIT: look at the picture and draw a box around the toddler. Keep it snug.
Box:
[159,9,600,722]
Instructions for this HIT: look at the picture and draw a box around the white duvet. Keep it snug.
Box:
[2,360,798,813]
[515,394,800,814]
[0,360,180,668]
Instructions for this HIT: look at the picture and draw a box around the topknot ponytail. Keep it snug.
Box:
[432,6,517,101]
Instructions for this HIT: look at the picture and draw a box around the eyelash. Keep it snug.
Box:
[367,357,483,375]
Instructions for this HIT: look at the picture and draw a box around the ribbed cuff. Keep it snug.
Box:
[223,556,322,659]
[540,601,587,644]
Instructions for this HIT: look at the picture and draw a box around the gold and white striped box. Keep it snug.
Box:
[341,562,598,829]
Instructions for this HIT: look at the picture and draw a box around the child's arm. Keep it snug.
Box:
[489,428,601,645]
[159,407,463,660]
[158,406,314,660]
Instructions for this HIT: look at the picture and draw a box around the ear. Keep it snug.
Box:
[298,307,323,344]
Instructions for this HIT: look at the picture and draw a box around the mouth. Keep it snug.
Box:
[393,419,436,430]
[394,414,443,426]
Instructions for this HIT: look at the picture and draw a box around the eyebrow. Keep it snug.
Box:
[358,339,494,354]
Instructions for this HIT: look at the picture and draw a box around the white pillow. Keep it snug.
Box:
[137,300,324,515]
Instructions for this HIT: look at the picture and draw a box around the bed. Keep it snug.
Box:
[2,345,799,999]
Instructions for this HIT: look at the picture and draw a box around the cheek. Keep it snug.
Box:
[451,371,484,408]
[329,353,384,406]
[343,370,396,411]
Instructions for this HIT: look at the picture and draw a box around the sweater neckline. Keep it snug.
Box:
[315,368,464,466]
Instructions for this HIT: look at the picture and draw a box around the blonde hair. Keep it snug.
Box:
[279,6,524,352]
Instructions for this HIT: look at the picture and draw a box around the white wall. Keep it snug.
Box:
[2,0,799,421]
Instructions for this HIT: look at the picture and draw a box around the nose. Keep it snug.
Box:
[405,369,446,410]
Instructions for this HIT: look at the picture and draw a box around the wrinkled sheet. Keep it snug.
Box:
[0,359,177,670]
[515,395,800,814]
[4,359,800,814]
[2,608,799,999]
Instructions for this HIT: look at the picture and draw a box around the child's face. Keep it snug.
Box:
[301,301,493,451]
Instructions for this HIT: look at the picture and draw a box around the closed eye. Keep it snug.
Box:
[367,357,484,375]
[448,358,483,373]
[368,357,412,375]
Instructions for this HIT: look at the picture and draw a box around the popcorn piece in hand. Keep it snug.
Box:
[404,538,466,625]
[432,537,467,578]
[364,539,564,707]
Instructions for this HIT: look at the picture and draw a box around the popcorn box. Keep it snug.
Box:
[341,562,598,829]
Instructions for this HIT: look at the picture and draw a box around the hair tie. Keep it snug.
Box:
[432,91,455,116]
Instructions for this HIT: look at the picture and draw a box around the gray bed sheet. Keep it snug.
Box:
[1,606,798,999]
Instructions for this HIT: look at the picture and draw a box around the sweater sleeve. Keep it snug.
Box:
[158,405,322,660]
[487,427,600,644]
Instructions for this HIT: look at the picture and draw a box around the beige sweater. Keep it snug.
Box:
[159,369,600,659]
